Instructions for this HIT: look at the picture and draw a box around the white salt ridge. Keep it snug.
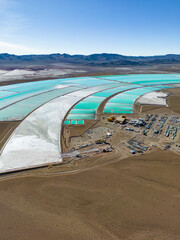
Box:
[0,69,87,82]
[0,85,109,173]
[137,91,168,106]
[0,70,7,75]
[4,69,35,76]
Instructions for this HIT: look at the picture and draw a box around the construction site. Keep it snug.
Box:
[61,88,180,169]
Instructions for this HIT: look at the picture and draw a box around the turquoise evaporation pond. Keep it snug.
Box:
[61,78,113,87]
[104,109,133,114]
[133,80,180,85]
[77,120,84,124]
[67,97,105,120]
[96,74,180,83]
[1,74,177,122]
[65,82,131,122]
[0,77,113,100]
[0,91,15,98]
[0,86,80,110]
[0,76,110,95]
[67,114,95,120]
[70,109,96,114]
[66,84,140,123]
[64,120,84,125]
[0,80,120,111]
[74,102,100,109]
[0,87,80,121]
[105,104,133,110]
[0,80,123,110]
[109,97,136,104]
[64,120,71,124]
[123,87,160,95]
[81,96,106,102]
[93,84,139,97]
[0,77,109,91]
[168,74,180,78]
[104,85,171,114]
[0,81,124,121]
[0,80,68,93]
[0,78,69,92]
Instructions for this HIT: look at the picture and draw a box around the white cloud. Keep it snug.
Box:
[0,41,46,55]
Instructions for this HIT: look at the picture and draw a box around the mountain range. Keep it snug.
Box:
[0,53,180,67]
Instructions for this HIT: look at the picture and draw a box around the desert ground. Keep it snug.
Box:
[0,150,179,240]
[0,68,180,240]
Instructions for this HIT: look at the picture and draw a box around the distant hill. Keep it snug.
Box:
[0,53,180,67]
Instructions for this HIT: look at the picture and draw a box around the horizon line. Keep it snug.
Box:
[0,52,180,57]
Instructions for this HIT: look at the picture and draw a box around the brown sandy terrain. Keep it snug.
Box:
[167,88,180,114]
[0,150,179,240]
[0,122,20,151]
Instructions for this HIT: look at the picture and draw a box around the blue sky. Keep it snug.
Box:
[0,0,180,55]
